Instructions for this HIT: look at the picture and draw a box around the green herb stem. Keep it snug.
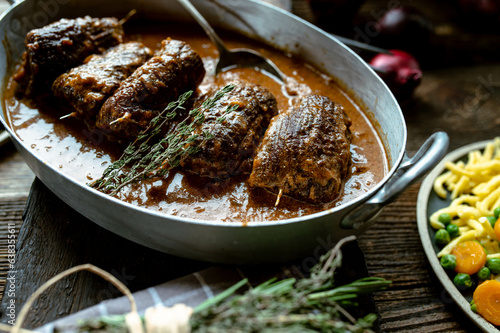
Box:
[307,277,392,301]
[77,227,390,332]
[194,278,248,313]
[90,85,237,195]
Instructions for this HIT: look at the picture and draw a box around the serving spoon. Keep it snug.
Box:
[176,0,285,83]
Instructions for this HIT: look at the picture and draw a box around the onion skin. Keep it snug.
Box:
[369,50,422,100]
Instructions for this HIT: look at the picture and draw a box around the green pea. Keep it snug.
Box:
[438,213,452,225]
[486,216,497,227]
[453,273,472,288]
[435,229,450,245]
[477,267,491,280]
[494,207,500,219]
[446,224,460,238]
[470,300,477,313]
[487,258,500,274]
[440,254,457,270]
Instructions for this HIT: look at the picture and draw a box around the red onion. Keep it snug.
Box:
[369,50,422,100]
[374,6,433,53]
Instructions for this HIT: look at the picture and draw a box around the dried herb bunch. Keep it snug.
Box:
[79,236,391,333]
[89,85,238,195]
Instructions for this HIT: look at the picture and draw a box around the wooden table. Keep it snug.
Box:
[1,0,500,332]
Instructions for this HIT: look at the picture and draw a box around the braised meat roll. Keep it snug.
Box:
[96,38,205,140]
[52,42,153,120]
[248,94,352,204]
[180,81,278,179]
[14,16,124,97]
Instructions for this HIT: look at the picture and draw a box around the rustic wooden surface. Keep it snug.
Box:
[1,178,211,329]
[0,178,378,330]
[1,0,500,331]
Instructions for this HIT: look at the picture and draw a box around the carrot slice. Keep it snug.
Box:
[474,280,500,326]
[494,219,500,241]
[451,241,487,275]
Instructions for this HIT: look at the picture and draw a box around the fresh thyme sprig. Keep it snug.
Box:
[78,236,391,333]
[89,84,237,195]
[189,236,390,333]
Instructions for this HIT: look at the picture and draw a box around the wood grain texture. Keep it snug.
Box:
[404,65,500,154]
[0,180,483,332]
[0,199,24,300]
[0,143,32,303]
[0,144,34,199]
[0,178,380,330]
[359,185,479,332]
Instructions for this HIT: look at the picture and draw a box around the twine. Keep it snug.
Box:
[144,304,192,333]
[0,264,193,333]
[125,304,193,333]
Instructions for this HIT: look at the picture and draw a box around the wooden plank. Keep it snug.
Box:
[0,142,32,305]
[0,178,209,329]
[0,198,25,302]
[405,64,500,154]
[0,144,34,199]
[359,185,479,332]
[0,179,479,331]
[0,178,376,330]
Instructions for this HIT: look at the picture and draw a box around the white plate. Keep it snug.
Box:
[417,140,499,333]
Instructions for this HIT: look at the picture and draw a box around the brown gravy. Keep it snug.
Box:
[3,22,388,222]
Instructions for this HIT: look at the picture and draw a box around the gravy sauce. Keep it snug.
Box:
[3,22,388,222]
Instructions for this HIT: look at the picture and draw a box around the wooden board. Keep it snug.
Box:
[0,178,209,328]
[0,178,377,330]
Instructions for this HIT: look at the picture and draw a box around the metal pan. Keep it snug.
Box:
[0,0,449,263]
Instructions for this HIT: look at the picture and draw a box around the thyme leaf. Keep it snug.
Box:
[89,85,237,195]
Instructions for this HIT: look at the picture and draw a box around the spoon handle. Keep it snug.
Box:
[176,0,229,56]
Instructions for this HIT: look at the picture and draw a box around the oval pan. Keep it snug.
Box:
[0,0,405,263]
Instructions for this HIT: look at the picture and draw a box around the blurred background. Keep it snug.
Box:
[287,0,500,150]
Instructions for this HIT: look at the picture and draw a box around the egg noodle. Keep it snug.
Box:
[430,137,500,259]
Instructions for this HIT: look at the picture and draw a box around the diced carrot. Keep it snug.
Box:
[494,219,500,241]
[473,280,500,326]
[451,241,487,275]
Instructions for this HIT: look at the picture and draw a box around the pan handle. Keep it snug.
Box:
[340,131,449,229]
